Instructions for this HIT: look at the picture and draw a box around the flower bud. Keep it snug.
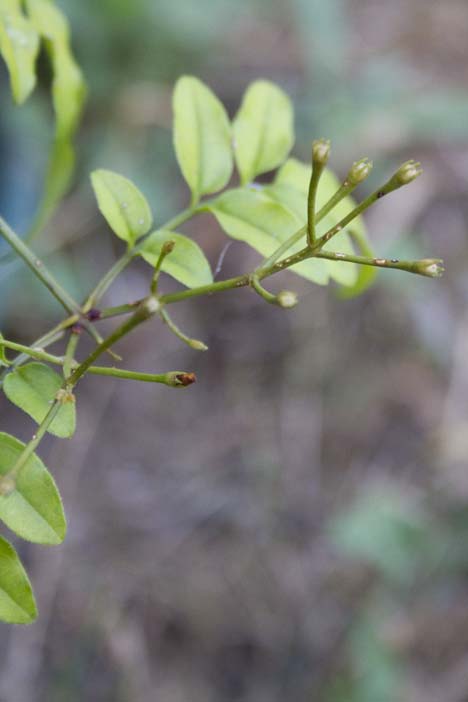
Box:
[188,338,208,351]
[393,160,423,186]
[414,258,444,278]
[277,290,298,309]
[167,371,197,387]
[347,157,373,186]
[162,240,176,255]
[312,138,331,167]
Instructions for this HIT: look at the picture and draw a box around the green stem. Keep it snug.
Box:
[83,207,195,311]
[159,308,208,351]
[315,250,444,276]
[0,340,65,365]
[63,330,81,379]
[99,302,141,319]
[7,401,63,480]
[0,215,81,314]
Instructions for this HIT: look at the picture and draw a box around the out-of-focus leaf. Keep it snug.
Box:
[0,432,67,545]
[3,362,75,438]
[25,0,86,238]
[0,535,37,624]
[208,188,329,285]
[140,229,213,288]
[173,75,232,204]
[233,80,294,185]
[0,0,39,104]
[91,169,152,246]
[329,486,428,584]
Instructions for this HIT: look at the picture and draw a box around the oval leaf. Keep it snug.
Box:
[173,75,233,204]
[208,188,329,285]
[0,1,39,104]
[91,169,153,246]
[140,230,213,289]
[0,536,37,624]
[0,432,66,544]
[233,80,294,185]
[3,363,75,438]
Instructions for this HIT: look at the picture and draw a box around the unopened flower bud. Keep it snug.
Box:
[414,258,444,278]
[347,157,373,186]
[167,371,197,387]
[277,290,298,309]
[188,338,208,351]
[393,160,423,186]
[312,138,331,166]
[162,240,176,255]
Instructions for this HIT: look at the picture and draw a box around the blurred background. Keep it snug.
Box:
[1,0,468,700]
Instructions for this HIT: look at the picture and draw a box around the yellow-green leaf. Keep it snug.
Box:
[0,536,37,624]
[233,80,294,185]
[0,0,39,104]
[0,432,66,545]
[91,169,153,246]
[140,230,213,289]
[3,362,75,438]
[173,75,233,204]
[209,188,329,285]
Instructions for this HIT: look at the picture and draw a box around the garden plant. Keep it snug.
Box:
[0,0,444,624]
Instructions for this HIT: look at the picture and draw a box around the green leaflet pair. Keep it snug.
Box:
[90,75,375,295]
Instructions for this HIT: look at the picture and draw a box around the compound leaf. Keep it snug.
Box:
[0,536,37,624]
[140,230,213,289]
[3,363,75,438]
[0,432,66,545]
[91,169,153,246]
[233,80,294,185]
[173,75,233,204]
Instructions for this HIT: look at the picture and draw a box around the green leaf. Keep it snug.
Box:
[0,332,10,367]
[0,432,66,545]
[0,0,40,104]
[173,75,233,204]
[208,188,329,285]
[233,80,294,185]
[26,0,87,138]
[0,535,37,624]
[265,158,376,287]
[140,230,213,289]
[91,169,153,246]
[3,363,75,438]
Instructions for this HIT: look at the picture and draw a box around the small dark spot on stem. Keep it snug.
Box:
[86,308,101,321]
[71,323,84,335]
[176,372,196,386]
[377,191,385,199]
[391,259,399,263]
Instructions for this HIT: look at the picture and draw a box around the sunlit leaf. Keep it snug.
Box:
[0,432,66,545]
[3,363,75,438]
[0,535,37,624]
[208,187,329,285]
[173,75,233,204]
[91,169,153,246]
[140,230,213,288]
[0,0,39,104]
[233,80,294,185]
